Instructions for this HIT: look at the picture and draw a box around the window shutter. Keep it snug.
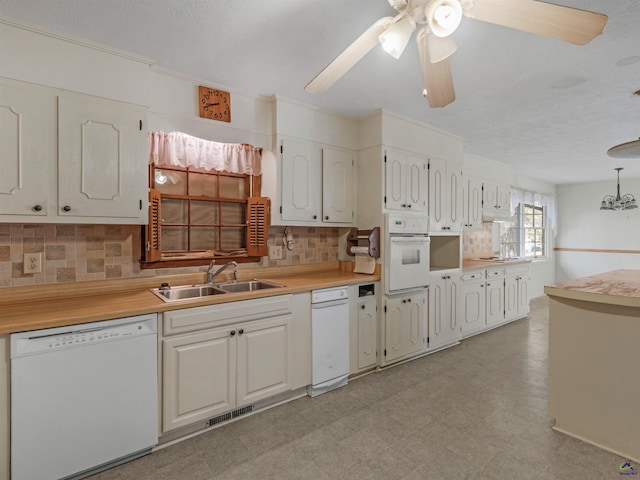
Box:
[246,196,270,257]
[145,188,162,262]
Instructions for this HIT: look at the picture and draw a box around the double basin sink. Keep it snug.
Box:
[150,279,285,302]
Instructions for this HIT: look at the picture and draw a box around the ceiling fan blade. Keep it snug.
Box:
[468,0,607,45]
[305,17,394,93]
[417,30,455,108]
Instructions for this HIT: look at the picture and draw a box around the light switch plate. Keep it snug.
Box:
[269,245,283,260]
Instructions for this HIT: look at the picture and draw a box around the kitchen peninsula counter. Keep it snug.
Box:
[545,269,640,462]
[0,262,379,334]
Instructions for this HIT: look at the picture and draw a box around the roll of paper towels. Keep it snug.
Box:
[351,246,375,274]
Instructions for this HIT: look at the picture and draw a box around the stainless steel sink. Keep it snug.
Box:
[216,279,285,293]
[150,279,285,302]
[150,284,227,302]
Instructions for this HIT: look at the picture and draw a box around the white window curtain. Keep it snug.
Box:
[510,188,557,236]
[148,131,262,175]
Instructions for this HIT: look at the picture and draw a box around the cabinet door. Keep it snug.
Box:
[464,177,483,231]
[0,79,54,217]
[405,155,428,212]
[518,276,530,317]
[281,138,322,222]
[446,166,463,232]
[356,298,377,370]
[236,316,291,407]
[58,93,147,221]
[483,181,498,210]
[384,296,406,362]
[428,273,459,349]
[460,282,486,335]
[163,327,236,432]
[404,291,427,357]
[322,147,354,223]
[428,157,447,230]
[496,184,511,212]
[487,279,506,326]
[385,148,427,212]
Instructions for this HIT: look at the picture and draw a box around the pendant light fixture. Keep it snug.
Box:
[607,90,640,158]
[600,168,638,211]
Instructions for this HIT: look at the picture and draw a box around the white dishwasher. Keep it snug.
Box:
[10,314,158,480]
[308,286,350,397]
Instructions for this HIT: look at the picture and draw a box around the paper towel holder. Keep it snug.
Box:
[346,227,380,258]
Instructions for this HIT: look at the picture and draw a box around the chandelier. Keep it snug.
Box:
[600,168,638,211]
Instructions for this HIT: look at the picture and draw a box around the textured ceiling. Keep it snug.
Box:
[1,0,639,185]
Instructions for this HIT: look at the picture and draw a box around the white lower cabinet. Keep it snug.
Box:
[382,289,427,365]
[459,271,486,337]
[350,283,378,374]
[505,265,530,321]
[428,271,460,350]
[485,268,506,327]
[161,295,295,433]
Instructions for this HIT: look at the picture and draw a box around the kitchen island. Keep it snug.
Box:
[545,270,640,462]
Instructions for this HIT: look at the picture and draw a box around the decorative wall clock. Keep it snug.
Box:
[198,86,231,122]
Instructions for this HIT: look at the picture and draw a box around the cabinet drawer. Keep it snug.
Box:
[461,271,484,282]
[486,268,505,279]
[163,295,293,336]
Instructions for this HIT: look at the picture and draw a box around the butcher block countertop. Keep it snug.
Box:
[462,259,531,271]
[0,262,380,334]
[544,269,640,307]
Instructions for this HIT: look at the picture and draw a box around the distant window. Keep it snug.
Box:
[502,203,546,259]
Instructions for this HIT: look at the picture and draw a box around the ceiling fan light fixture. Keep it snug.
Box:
[379,15,416,59]
[427,33,457,63]
[426,0,463,37]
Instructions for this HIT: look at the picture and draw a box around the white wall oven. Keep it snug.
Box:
[385,214,430,294]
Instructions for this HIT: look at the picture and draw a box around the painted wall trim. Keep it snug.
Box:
[554,247,640,255]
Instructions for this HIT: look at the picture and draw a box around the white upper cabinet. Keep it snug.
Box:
[280,138,322,223]
[428,157,463,232]
[278,138,354,226]
[58,93,147,221]
[0,78,148,224]
[0,78,55,217]
[483,180,511,219]
[322,147,354,224]
[462,176,483,232]
[385,147,428,213]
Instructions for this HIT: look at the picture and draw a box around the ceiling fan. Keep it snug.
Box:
[305,0,607,108]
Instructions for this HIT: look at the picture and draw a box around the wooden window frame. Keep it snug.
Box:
[502,203,546,259]
[141,164,268,269]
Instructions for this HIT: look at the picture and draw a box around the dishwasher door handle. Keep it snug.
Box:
[311,298,349,309]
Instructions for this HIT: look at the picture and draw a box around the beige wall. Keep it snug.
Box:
[0,224,339,288]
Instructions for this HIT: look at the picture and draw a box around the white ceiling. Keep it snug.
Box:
[1,0,639,185]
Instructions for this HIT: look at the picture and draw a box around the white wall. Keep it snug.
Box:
[556,177,640,282]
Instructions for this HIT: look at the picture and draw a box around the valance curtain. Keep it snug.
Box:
[510,188,557,236]
[148,131,262,175]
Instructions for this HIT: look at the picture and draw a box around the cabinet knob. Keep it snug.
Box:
[480,284,484,287]
[62,205,71,212]
[230,330,236,336]
[32,205,43,212]
[313,215,317,220]
[361,305,366,309]
[407,204,412,208]
[325,216,329,220]
[407,298,411,302]
[238,329,244,335]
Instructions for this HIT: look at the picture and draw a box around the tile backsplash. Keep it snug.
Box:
[462,222,498,259]
[0,224,340,288]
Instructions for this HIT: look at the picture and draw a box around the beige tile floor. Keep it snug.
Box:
[90,296,628,480]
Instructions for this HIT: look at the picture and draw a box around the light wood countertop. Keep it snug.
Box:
[462,259,531,271]
[544,269,640,307]
[0,262,380,334]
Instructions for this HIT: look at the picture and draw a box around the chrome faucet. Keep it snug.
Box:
[207,260,238,284]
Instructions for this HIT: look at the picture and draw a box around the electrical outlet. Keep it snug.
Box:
[23,253,42,274]
[268,245,283,260]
